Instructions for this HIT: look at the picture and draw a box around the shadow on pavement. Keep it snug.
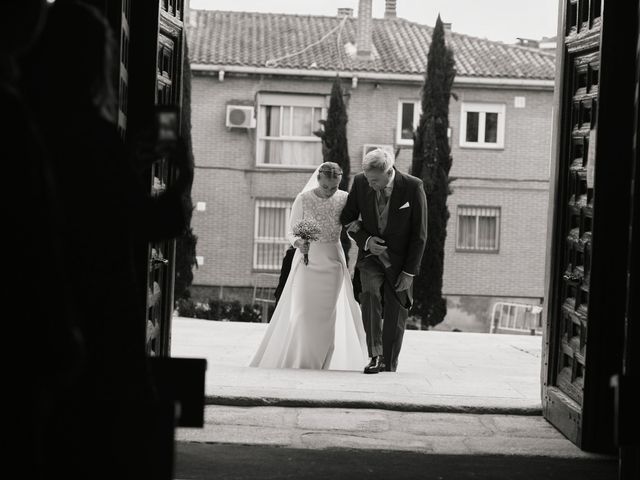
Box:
[176,442,617,480]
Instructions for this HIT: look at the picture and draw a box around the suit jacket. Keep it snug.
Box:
[340,170,428,278]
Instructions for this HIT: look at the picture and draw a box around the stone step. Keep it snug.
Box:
[177,405,609,459]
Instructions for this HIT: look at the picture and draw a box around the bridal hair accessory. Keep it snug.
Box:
[301,162,343,194]
[317,161,343,179]
[292,218,322,265]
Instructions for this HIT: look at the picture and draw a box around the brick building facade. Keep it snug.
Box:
[186,6,555,331]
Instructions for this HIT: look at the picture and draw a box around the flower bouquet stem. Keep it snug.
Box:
[292,219,321,267]
[303,241,310,265]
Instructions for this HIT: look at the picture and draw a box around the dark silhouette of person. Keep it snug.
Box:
[2,1,85,476]
[274,246,295,306]
[21,2,193,478]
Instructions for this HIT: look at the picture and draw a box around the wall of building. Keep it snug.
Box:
[444,181,549,298]
[189,71,552,315]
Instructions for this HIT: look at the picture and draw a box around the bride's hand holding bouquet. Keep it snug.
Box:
[292,219,321,265]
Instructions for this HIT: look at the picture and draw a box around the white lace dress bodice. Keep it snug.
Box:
[288,189,348,244]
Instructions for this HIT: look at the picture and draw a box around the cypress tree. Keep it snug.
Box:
[411,15,456,328]
[314,75,352,259]
[175,227,198,300]
[174,36,198,300]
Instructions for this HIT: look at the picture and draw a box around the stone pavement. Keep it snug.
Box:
[176,405,598,458]
[175,406,615,479]
[171,318,543,413]
[172,320,616,479]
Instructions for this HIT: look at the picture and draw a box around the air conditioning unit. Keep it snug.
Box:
[362,144,394,162]
[225,105,256,128]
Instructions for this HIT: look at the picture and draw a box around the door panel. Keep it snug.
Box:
[145,1,185,357]
[543,0,636,452]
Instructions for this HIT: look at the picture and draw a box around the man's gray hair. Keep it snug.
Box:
[362,148,395,173]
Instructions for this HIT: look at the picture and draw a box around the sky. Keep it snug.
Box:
[189,0,560,44]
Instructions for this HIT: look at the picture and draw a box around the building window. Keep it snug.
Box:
[257,93,326,168]
[397,100,452,146]
[456,206,501,252]
[397,100,420,145]
[459,102,506,149]
[253,199,293,270]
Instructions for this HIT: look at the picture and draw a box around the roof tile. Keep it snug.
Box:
[189,10,555,80]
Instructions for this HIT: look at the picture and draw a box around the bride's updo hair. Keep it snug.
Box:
[317,162,343,179]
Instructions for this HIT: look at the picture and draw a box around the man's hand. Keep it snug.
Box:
[345,220,362,234]
[294,239,309,254]
[368,236,387,255]
[394,271,413,292]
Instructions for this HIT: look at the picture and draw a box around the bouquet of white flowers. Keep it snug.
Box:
[292,219,322,265]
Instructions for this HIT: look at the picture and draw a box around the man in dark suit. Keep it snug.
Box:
[340,148,427,373]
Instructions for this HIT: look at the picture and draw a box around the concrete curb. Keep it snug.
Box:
[204,395,543,416]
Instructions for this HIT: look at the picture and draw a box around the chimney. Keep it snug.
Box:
[356,0,373,58]
[337,7,354,17]
[516,37,540,48]
[384,0,397,19]
[442,21,452,44]
[185,0,196,28]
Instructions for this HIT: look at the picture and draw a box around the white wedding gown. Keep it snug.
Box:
[249,189,368,371]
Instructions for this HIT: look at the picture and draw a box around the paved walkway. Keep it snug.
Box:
[172,320,615,478]
[176,405,598,458]
[171,318,543,413]
[176,406,614,478]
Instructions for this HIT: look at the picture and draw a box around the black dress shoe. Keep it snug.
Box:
[363,356,386,374]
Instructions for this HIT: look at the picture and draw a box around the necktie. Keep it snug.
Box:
[377,186,391,211]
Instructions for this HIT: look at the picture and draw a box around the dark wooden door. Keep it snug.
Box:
[614,5,640,476]
[543,0,637,452]
[97,0,185,357]
[145,0,185,357]
[115,0,131,138]
[109,0,186,358]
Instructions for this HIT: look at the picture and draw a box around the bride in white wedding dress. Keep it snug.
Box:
[250,162,368,370]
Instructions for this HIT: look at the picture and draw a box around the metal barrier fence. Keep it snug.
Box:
[252,273,279,323]
[489,301,544,335]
